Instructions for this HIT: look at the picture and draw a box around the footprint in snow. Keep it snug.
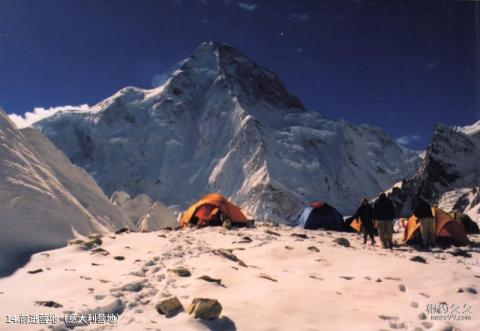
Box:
[421,321,433,329]
[130,270,146,277]
[309,275,324,281]
[418,313,427,320]
[144,260,155,267]
[389,321,406,329]
[457,287,477,294]
[378,315,399,320]
[384,276,402,281]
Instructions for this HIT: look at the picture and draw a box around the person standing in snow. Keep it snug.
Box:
[352,198,376,245]
[413,197,435,248]
[373,193,395,249]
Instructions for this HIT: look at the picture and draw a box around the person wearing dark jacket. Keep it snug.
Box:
[352,198,376,245]
[373,193,395,249]
[413,197,435,247]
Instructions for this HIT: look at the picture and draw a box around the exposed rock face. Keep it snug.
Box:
[385,122,480,222]
[32,42,419,221]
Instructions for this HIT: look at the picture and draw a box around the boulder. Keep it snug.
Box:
[35,300,63,308]
[410,256,427,264]
[187,298,222,320]
[168,267,191,277]
[156,297,183,317]
[333,238,350,247]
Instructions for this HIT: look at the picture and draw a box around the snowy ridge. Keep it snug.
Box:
[31,42,419,221]
[459,119,480,137]
[0,107,133,276]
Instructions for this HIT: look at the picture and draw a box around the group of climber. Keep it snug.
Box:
[351,193,435,249]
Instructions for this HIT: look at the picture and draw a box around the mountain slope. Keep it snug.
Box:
[0,108,132,276]
[32,42,419,221]
[386,122,480,221]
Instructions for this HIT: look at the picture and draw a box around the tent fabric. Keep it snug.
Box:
[181,193,248,227]
[402,208,469,246]
[297,207,314,228]
[350,218,363,232]
[451,212,480,234]
[295,202,350,231]
[309,202,325,209]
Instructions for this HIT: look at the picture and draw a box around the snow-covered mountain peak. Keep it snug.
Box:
[176,41,305,112]
[30,42,420,221]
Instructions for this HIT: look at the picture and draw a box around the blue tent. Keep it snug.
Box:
[295,202,351,231]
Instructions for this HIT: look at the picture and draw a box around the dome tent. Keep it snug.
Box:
[295,202,351,231]
[181,193,250,227]
[402,208,469,246]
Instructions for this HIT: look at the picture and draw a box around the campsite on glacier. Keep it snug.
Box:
[0,1,479,330]
[0,40,478,331]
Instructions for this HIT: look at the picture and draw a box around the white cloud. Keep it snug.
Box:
[395,134,421,146]
[425,61,439,70]
[289,13,308,22]
[238,2,257,11]
[8,105,90,129]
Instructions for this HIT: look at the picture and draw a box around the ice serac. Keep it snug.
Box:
[386,122,480,222]
[0,107,132,276]
[110,191,178,231]
[33,42,419,222]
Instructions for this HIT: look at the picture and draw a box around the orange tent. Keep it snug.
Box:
[402,208,469,246]
[181,193,249,227]
[350,218,363,232]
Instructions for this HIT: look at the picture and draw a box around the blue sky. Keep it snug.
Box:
[0,0,477,149]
